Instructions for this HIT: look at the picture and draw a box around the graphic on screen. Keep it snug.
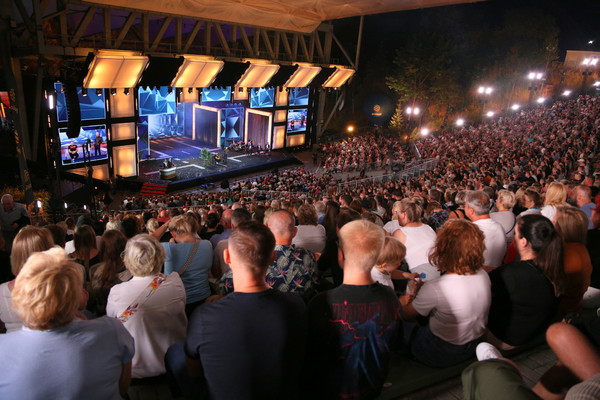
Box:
[250,88,274,108]
[137,117,149,160]
[54,82,106,122]
[59,125,108,166]
[138,86,176,116]
[289,87,309,106]
[220,107,244,145]
[202,87,231,102]
[287,109,307,133]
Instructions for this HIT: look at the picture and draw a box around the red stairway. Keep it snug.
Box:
[139,182,168,197]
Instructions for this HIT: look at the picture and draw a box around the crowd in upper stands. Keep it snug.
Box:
[0,95,599,399]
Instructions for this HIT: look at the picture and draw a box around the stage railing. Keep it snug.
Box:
[336,157,439,192]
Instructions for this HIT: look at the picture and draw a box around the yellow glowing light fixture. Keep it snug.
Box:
[322,66,355,88]
[284,63,322,88]
[236,59,280,89]
[171,56,224,88]
[83,50,149,89]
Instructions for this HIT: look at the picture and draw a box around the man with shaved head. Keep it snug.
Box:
[219,209,318,300]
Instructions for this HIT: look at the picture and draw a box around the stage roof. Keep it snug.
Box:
[84,0,484,33]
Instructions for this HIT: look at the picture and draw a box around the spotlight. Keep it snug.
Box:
[110,88,117,96]
[562,90,572,96]
[47,92,55,110]
[82,88,88,96]
[36,200,42,209]
[456,118,464,126]
[421,128,429,136]
[486,111,494,117]
[64,202,68,209]
[124,88,130,95]
[96,89,102,96]
[511,104,520,111]
[537,97,545,104]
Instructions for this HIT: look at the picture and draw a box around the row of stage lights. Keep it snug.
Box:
[74,85,303,97]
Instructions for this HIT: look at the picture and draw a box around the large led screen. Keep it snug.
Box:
[202,86,231,102]
[250,88,274,108]
[59,124,108,166]
[286,109,307,133]
[138,86,176,116]
[54,82,106,122]
[289,87,309,106]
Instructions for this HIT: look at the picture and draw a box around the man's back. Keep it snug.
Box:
[185,290,306,400]
[306,283,401,399]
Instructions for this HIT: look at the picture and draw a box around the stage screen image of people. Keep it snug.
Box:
[59,125,107,165]
[287,109,307,133]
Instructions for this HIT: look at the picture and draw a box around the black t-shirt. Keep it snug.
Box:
[185,290,306,400]
[487,260,558,346]
[305,283,401,400]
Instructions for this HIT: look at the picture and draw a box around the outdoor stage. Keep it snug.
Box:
[132,136,302,192]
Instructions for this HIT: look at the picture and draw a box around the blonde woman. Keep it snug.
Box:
[541,182,568,221]
[490,190,517,246]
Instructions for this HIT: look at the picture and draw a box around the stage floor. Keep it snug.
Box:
[137,136,302,189]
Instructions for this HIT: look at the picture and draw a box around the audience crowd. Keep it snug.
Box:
[0,95,599,399]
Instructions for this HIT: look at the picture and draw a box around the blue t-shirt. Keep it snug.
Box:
[0,316,134,400]
[163,241,213,303]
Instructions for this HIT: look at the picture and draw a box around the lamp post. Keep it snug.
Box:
[581,57,598,94]
[527,72,544,107]
[477,86,493,122]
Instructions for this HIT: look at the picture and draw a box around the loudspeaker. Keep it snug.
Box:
[220,179,229,189]
[64,82,81,138]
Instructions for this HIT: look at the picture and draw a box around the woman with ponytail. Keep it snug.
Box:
[484,214,566,350]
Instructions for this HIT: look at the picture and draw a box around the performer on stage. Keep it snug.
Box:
[94,131,103,156]
[162,158,174,169]
[83,138,92,162]
[68,140,78,161]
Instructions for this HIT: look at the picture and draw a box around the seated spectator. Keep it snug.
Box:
[519,188,543,216]
[575,185,596,229]
[43,224,67,248]
[107,234,187,379]
[89,230,131,316]
[465,191,507,268]
[383,200,402,235]
[553,205,592,319]
[306,219,401,399]
[393,199,439,280]
[0,226,54,333]
[220,210,318,301]
[371,236,416,288]
[211,208,252,279]
[70,225,100,278]
[401,219,491,367]
[293,204,326,253]
[167,220,306,399]
[541,181,568,221]
[0,248,134,399]
[427,201,449,232]
[162,215,212,317]
[485,214,566,350]
[490,189,517,247]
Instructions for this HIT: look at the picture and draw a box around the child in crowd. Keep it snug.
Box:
[371,236,418,289]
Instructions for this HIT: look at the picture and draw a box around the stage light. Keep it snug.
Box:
[322,66,355,88]
[111,88,117,96]
[237,59,280,89]
[83,50,148,89]
[563,90,572,96]
[82,88,88,96]
[413,107,420,115]
[171,55,224,88]
[486,111,494,117]
[96,89,103,96]
[456,118,464,126]
[421,128,429,136]
[511,104,520,111]
[124,88,130,95]
[284,63,322,88]
[47,92,55,110]
[594,81,600,87]
[36,200,42,209]
[347,125,354,133]
[537,97,546,104]
[64,202,68,209]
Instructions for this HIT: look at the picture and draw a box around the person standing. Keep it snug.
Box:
[94,131,103,157]
[0,194,30,252]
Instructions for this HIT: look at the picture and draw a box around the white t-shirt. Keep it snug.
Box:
[370,267,394,289]
[292,224,326,253]
[412,269,491,345]
[383,220,400,235]
[106,273,187,378]
[0,282,22,333]
[541,205,557,221]
[473,218,507,267]
[396,224,436,270]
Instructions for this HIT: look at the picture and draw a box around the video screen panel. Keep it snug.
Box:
[289,87,309,106]
[59,124,108,166]
[202,86,231,102]
[138,86,176,116]
[54,82,106,122]
[286,109,307,133]
[250,88,274,108]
